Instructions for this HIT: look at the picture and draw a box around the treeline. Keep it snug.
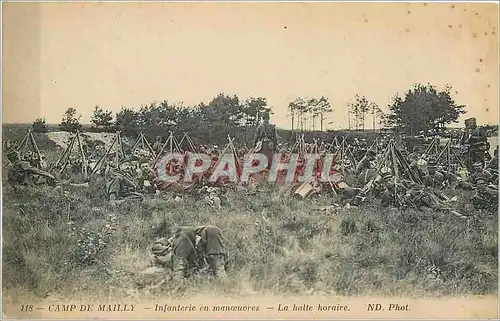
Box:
[34,94,273,145]
[31,83,470,145]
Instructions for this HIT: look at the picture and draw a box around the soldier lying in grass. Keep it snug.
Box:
[6,150,57,188]
[151,225,228,280]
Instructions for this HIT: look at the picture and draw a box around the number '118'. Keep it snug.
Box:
[20,305,33,312]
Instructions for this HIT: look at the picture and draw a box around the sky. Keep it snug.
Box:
[2,2,498,130]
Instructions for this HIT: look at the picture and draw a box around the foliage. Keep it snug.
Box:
[27,83,469,146]
[348,95,378,131]
[385,83,466,135]
[287,96,332,134]
[32,118,49,133]
[241,97,270,127]
[108,95,273,146]
[115,107,140,135]
[59,108,83,133]
[2,179,497,299]
[90,106,114,129]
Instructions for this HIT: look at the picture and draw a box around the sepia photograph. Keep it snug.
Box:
[2,1,499,319]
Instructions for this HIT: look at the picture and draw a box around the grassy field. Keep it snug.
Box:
[1,127,498,303]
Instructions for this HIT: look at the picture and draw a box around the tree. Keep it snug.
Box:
[385,83,466,135]
[59,108,83,133]
[307,98,319,131]
[90,106,113,129]
[348,95,373,131]
[370,101,383,131]
[287,97,309,133]
[115,107,139,135]
[316,96,333,131]
[242,97,269,127]
[198,94,245,144]
[32,118,49,133]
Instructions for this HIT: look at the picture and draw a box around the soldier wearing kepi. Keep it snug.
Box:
[422,157,446,188]
[461,118,488,169]
[253,111,278,170]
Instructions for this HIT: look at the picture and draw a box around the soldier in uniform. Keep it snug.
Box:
[195,225,228,279]
[380,179,408,209]
[6,150,57,187]
[105,168,143,201]
[469,162,494,186]
[404,186,467,218]
[466,161,498,210]
[151,237,175,269]
[461,118,488,169]
[136,161,158,195]
[151,224,228,280]
[165,226,202,280]
[486,145,498,171]
[422,158,446,188]
[153,136,163,155]
[355,149,376,176]
[253,111,278,170]
[472,184,498,211]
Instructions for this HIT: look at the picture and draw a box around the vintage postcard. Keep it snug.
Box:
[2,1,498,320]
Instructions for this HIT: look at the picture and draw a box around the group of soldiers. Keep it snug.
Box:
[3,112,498,281]
[344,139,498,216]
[151,225,228,280]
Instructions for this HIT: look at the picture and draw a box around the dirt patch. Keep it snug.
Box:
[46,131,133,150]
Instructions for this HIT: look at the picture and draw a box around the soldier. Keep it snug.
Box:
[355,149,376,175]
[380,179,408,209]
[253,111,278,170]
[461,119,488,169]
[369,167,393,198]
[404,187,466,218]
[466,162,497,210]
[203,187,223,210]
[413,155,429,177]
[151,237,174,269]
[153,136,163,155]
[195,225,228,279]
[105,168,143,201]
[469,162,493,186]
[6,150,57,187]
[422,158,446,188]
[137,161,158,195]
[439,166,463,190]
[486,146,498,171]
[168,226,202,280]
[472,183,498,211]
